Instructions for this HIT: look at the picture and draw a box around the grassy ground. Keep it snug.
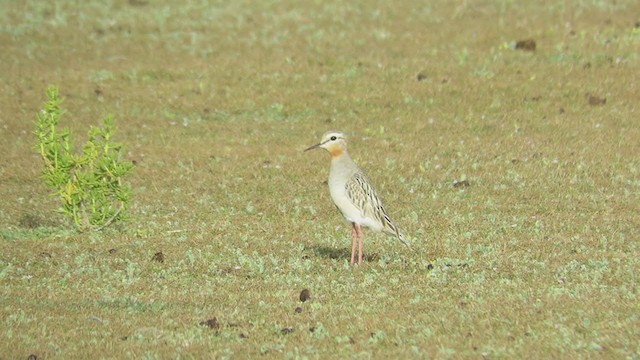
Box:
[1,0,639,358]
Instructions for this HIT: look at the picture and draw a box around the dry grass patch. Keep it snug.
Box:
[1,0,639,358]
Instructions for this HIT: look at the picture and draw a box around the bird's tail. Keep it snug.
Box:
[397,231,411,248]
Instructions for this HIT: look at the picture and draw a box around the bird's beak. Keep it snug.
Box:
[304,143,322,152]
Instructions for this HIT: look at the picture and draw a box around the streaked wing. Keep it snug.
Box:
[345,171,408,246]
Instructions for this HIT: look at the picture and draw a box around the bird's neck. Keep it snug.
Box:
[330,150,356,170]
[329,150,357,183]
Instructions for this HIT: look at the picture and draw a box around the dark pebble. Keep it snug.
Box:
[515,39,536,51]
[199,317,220,330]
[151,251,164,263]
[299,289,311,302]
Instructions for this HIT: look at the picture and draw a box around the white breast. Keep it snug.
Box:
[328,155,383,232]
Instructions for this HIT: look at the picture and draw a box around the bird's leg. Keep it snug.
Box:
[350,223,358,266]
[356,223,364,265]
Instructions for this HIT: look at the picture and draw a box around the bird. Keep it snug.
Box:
[305,130,409,265]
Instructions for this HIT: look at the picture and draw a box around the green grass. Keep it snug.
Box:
[1,0,639,358]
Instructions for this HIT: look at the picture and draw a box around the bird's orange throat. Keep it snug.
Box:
[328,146,344,158]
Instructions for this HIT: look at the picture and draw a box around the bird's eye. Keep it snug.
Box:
[330,136,337,141]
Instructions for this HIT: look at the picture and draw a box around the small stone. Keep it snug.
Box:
[587,94,606,106]
[515,39,536,51]
[151,251,164,263]
[199,317,220,330]
[453,179,470,188]
[299,289,311,302]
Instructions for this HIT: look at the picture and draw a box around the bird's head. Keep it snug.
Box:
[304,131,348,158]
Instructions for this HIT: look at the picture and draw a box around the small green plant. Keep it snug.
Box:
[35,86,134,230]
